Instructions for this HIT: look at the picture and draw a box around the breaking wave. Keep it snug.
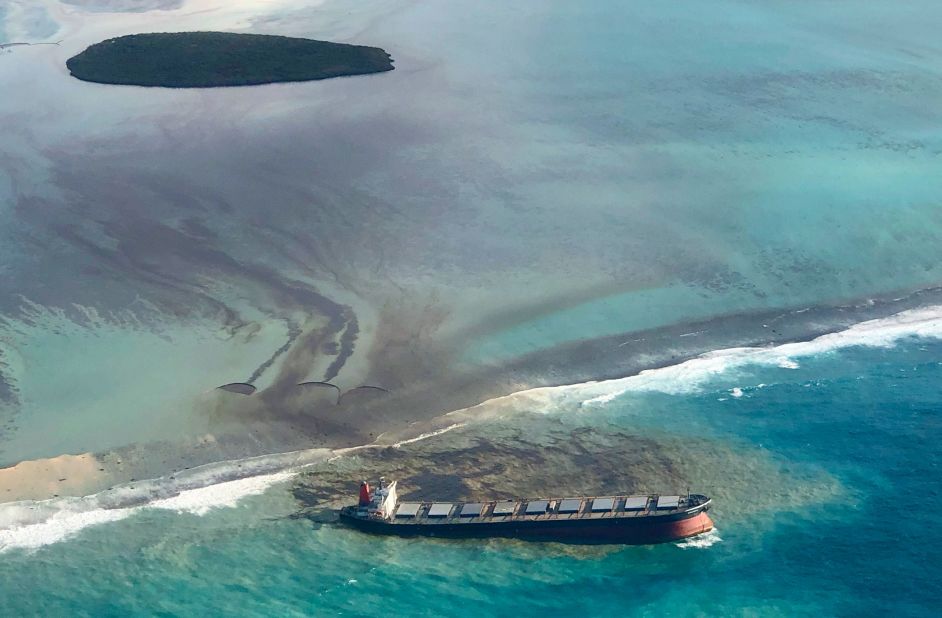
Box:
[676,528,722,549]
[577,304,942,404]
[0,419,473,553]
[440,304,942,418]
[147,471,296,516]
[0,450,330,554]
[0,502,135,552]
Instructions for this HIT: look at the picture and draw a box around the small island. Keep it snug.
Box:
[65,32,393,88]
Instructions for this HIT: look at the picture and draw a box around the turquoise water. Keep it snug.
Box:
[2,337,940,616]
[455,0,942,360]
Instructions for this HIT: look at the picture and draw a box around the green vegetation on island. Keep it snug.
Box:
[65,31,394,88]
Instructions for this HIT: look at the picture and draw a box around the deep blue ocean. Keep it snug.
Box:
[2,336,939,616]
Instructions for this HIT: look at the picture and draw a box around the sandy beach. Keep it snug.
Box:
[0,453,107,501]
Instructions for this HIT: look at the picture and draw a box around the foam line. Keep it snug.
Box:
[0,417,470,552]
[676,528,722,549]
[0,458,314,554]
[353,304,942,446]
[147,471,296,516]
[576,304,942,403]
[444,304,942,414]
[391,423,466,447]
[0,500,134,553]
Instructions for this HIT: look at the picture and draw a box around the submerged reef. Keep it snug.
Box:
[290,416,841,527]
[66,32,394,87]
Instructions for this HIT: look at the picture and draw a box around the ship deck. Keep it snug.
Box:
[346,494,709,525]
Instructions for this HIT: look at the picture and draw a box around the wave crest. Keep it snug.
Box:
[0,450,328,553]
[676,528,722,549]
[563,304,942,408]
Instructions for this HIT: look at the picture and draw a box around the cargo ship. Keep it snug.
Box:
[338,479,713,544]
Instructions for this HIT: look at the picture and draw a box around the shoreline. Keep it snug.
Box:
[3,282,942,509]
[340,281,942,445]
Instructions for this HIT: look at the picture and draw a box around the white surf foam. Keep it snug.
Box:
[0,417,477,553]
[0,451,323,554]
[433,305,942,421]
[0,499,135,553]
[556,304,942,408]
[391,423,466,448]
[675,528,722,549]
[147,471,296,516]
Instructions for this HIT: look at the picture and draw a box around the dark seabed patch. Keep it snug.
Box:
[290,415,841,531]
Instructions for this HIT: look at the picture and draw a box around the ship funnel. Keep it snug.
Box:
[358,480,372,506]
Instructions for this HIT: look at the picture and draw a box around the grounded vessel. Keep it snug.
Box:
[339,479,713,545]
